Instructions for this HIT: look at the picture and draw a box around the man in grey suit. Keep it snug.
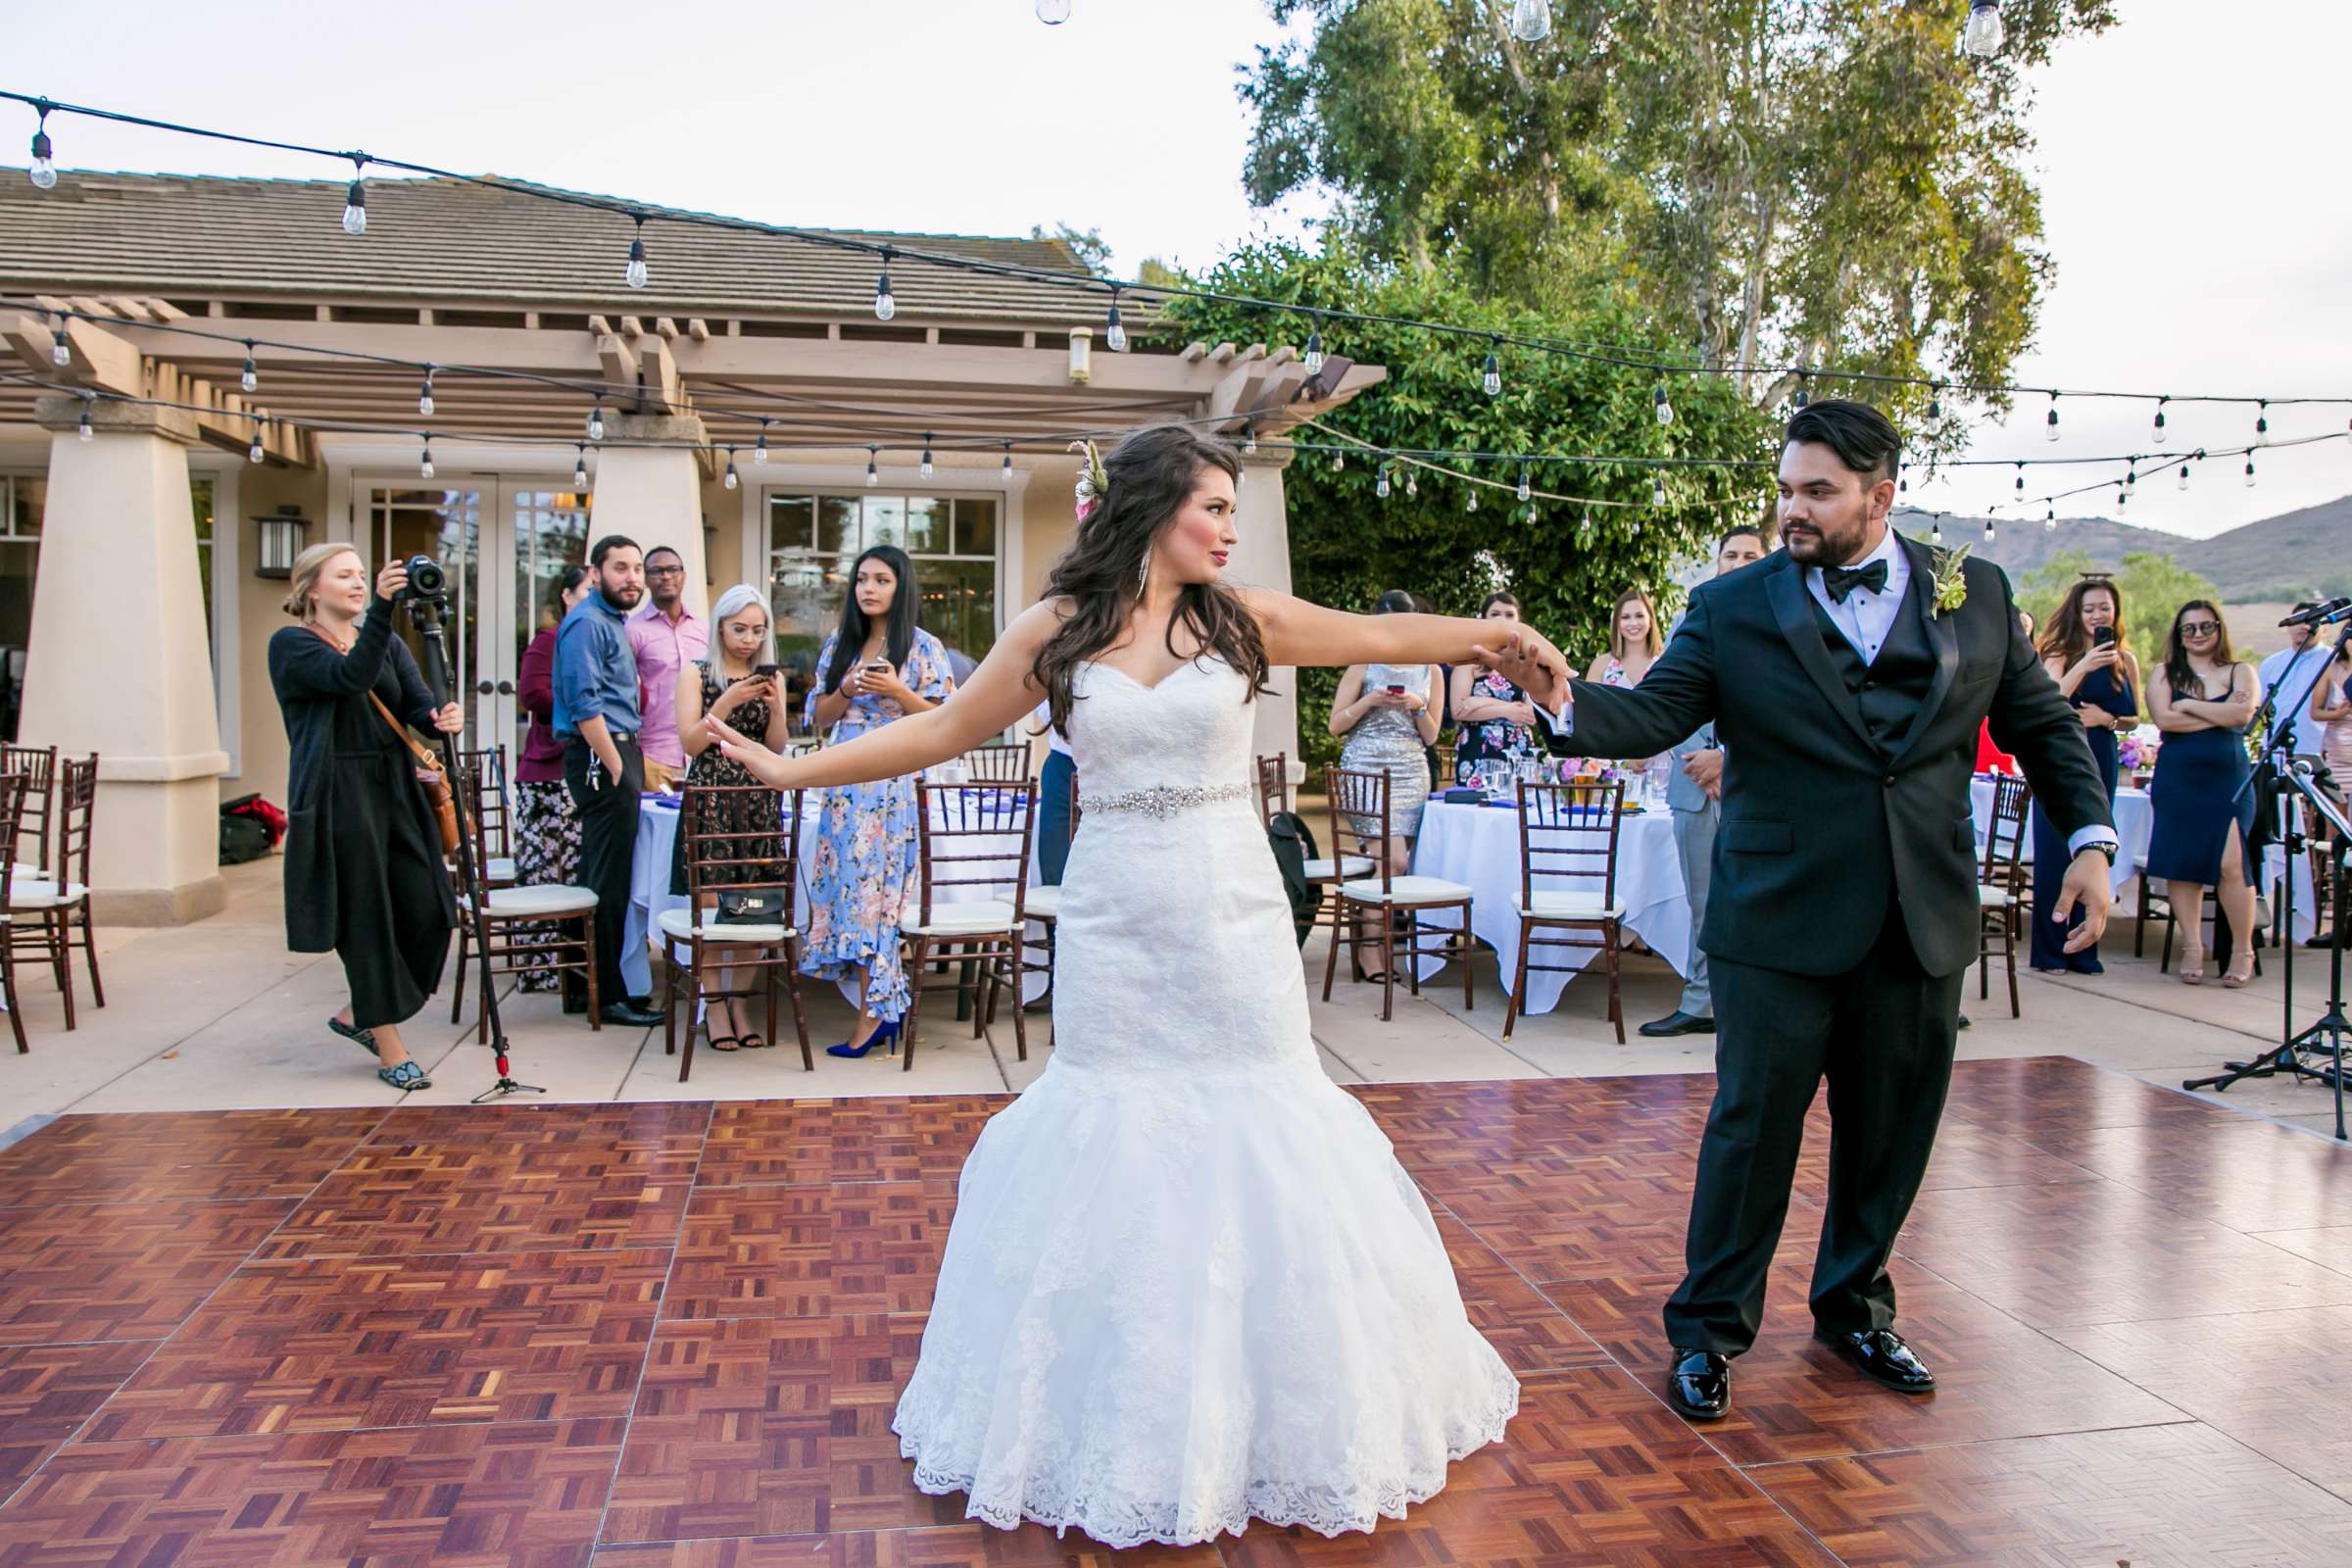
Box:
[1642,523,1770,1038]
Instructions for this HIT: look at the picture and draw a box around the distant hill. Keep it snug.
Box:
[1889,495,2352,603]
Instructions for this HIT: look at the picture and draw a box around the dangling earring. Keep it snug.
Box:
[1136,553,1150,595]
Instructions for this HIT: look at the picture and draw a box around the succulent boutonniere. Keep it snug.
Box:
[1929,546,1971,618]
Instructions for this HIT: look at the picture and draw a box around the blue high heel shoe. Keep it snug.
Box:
[826,1018,901,1059]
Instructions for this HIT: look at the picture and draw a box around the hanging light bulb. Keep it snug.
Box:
[1376,465,1392,500]
[1466,485,1479,514]
[248,421,265,465]
[1964,0,2005,58]
[48,314,68,367]
[341,161,367,235]
[1652,476,1668,508]
[587,404,606,443]
[1242,424,1258,457]
[1103,289,1128,354]
[866,447,880,487]
[1331,449,1345,472]
[1002,442,1013,483]
[1526,502,1539,525]
[1654,383,1674,426]
[1302,327,1326,377]
[2178,462,2191,493]
[1516,464,1531,503]
[2126,465,2138,494]
[2044,505,2056,532]
[1931,515,1945,545]
[2245,458,2258,488]
[1898,462,1909,495]
[2152,397,2169,446]
[625,216,649,290]
[2256,401,2271,446]
[419,441,435,480]
[75,404,91,443]
[573,446,589,490]
[873,250,897,321]
[240,346,258,394]
[2014,463,2025,495]
[1404,468,1418,498]
[1508,0,1552,43]
[2045,391,2060,442]
[920,435,935,480]
[28,104,56,190]
[417,369,435,418]
[754,419,769,465]
[1037,0,1071,21]
[1984,513,1997,543]
[1482,344,1502,398]
[1924,384,1945,435]
[723,450,739,490]
[1791,372,1811,410]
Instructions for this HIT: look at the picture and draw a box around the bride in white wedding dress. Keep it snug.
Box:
[710,424,1571,1547]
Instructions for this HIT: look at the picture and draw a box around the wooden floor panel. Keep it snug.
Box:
[0,1057,2345,1565]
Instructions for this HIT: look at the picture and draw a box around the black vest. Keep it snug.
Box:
[1810,577,1938,754]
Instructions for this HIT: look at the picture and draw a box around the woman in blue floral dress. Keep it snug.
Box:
[1448,591,1543,786]
[801,545,955,1056]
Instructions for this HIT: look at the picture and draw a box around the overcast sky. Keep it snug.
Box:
[16,0,2344,541]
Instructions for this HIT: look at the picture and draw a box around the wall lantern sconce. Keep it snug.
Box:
[1067,326,1093,384]
[254,506,309,578]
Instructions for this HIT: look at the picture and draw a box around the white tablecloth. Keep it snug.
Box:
[621,793,1047,1004]
[1409,800,1690,1017]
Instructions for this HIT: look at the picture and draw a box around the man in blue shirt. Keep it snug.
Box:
[556,534,662,1026]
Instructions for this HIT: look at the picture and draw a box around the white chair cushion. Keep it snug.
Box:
[656,906,791,945]
[483,857,518,883]
[1978,884,2016,909]
[1515,891,1627,920]
[8,879,86,911]
[9,861,44,882]
[903,900,1019,938]
[467,883,599,917]
[1023,884,1062,920]
[1339,875,1472,906]
[1304,856,1375,881]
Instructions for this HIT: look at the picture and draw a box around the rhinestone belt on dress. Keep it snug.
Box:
[1083,782,1252,818]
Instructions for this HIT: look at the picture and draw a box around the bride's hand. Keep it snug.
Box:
[1473,626,1569,714]
[707,714,801,788]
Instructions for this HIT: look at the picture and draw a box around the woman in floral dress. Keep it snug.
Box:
[1450,591,1542,786]
[801,545,955,1057]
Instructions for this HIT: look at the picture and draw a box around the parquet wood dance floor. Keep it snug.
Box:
[3,1056,2350,1565]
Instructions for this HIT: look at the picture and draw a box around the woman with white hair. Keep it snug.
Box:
[671,583,792,1050]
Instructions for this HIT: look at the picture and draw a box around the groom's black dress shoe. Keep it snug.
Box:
[1639,1010,1716,1038]
[1665,1347,1730,1421]
[1815,1326,1936,1394]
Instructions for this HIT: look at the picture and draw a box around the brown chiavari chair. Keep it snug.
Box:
[457,745,517,887]
[663,783,810,1080]
[2,744,57,882]
[0,772,33,1053]
[2135,872,2171,959]
[8,754,101,1027]
[1322,765,1476,1021]
[448,758,600,1042]
[961,743,1030,783]
[1978,775,2032,1017]
[904,779,1036,1071]
[1255,752,1289,827]
[1502,779,1630,1042]
[1298,771,1376,956]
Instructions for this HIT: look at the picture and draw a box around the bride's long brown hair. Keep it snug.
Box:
[1031,424,1271,736]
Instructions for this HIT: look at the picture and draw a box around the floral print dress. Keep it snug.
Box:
[1453,667,1540,787]
[799,627,955,1022]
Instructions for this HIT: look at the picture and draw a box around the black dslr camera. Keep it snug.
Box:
[398,554,449,605]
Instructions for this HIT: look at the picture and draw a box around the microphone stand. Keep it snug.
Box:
[402,588,544,1103]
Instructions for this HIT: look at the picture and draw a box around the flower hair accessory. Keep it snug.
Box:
[1070,439,1109,522]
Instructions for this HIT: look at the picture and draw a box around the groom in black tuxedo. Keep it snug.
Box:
[1522,401,2117,1421]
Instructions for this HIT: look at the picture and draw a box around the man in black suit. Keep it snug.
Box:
[1510,400,2118,1421]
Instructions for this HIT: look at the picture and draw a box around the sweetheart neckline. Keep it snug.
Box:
[1080,656,1231,696]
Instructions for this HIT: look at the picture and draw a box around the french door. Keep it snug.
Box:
[365,477,592,760]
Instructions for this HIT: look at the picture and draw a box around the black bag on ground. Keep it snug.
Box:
[219,810,271,865]
[1267,810,1321,949]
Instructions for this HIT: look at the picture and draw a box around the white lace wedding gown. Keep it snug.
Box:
[892,656,1519,1547]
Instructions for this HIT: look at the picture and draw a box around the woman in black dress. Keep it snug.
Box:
[671,583,790,1050]
[2030,577,2139,973]
[269,545,463,1091]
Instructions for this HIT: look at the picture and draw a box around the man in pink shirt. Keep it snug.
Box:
[625,545,709,790]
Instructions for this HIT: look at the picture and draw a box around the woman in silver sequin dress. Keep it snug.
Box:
[1329,590,1442,875]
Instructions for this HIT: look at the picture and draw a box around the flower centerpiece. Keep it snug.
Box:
[2118,728,2160,789]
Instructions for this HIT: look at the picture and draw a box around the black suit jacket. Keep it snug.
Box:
[1551,536,2113,979]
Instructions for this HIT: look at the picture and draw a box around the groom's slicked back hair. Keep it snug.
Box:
[1786,400,1901,485]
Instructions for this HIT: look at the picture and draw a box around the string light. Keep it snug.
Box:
[2045,391,2060,441]
[1302,326,1326,376]
[865,446,879,486]
[573,445,588,489]
[75,403,90,442]
[1654,384,1674,426]
[873,249,897,322]
[2152,396,2168,445]
[2178,461,2191,492]
[625,215,649,290]
[240,344,258,393]
[1482,342,1502,397]
[1509,0,1552,43]
[419,440,434,480]
[48,314,67,367]
[1652,476,1667,507]
[417,368,434,417]
[1526,501,1539,524]
[1964,0,2005,58]
[1104,288,1128,354]
[1466,485,1479,513]
[1001,442,1014,482]
[1898,460,1909,495]
[723,449,738,490]
[1924,384,1945,435]
[248,418,265,465]
[1331,449,1345,472]
[1791,371,1811,409]
[1984,510,1997,543]
[1516,464,1531,502]
[341,159,367,235]
[1376,463,1392,500]
[2044,504,2056,532]
[27,102,55,190]
[1242,424,1258,457]
[2256,400,2271,445]
[919,435,935,479]
[2014,462,2024,495]
[754,418,769,464]
[587,404,605,443]
[2245,458,2257,488]
[1404,468,1418,498]
[1931,514,1944,545]
[2125,464,2137,495]
[1036,0,1071,21]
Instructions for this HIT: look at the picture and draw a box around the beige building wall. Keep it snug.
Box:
[226,465,329,815]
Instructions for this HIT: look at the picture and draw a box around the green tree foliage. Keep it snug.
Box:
[1030,222,1114,275]
[1162,239,1776,761]
[2015,547,2219,662]
[1240,0,2116,432]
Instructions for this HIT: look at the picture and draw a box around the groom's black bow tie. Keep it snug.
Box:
[1823,560,1889,603]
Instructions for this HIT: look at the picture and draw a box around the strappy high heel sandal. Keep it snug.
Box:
[2179,941,2206,985]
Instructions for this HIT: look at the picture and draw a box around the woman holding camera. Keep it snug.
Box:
[670,583,792,1051]
[268,545,464,1092]
[802,545,956,1057]
[2030,578,2139,973]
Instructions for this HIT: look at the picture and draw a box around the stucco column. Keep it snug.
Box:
[24,396,228,924]
[591,416,708,620]
[1231,448,1299,775]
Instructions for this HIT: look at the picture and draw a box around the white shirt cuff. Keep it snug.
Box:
[2068,826,2121,857]
[1530,699,1571,736]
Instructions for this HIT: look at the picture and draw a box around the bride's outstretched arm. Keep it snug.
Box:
[712,603,1058,790]
[1241,588,1570,711]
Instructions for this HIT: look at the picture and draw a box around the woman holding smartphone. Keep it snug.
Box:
[1330,590,1443,893]
[802,545,956,1057]
[2030,577,2139,973]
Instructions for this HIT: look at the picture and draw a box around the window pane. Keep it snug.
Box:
[10,475,43,540]
[767,495,815,552]
[863,495,906,551]
[816,496,859,555]
[768,550,837,677]
[954,497,997,558]
[189,477,215,651]
[903,496,946,554]
[916,557,997,667]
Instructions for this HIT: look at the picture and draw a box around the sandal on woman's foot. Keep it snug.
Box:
[708,1034,741,1053]
[739,1032,768,1050]
[2179,947,2206,985]
[329,1015,377,1053]
[376,1060,431,1093]
[2223,959,2257,989]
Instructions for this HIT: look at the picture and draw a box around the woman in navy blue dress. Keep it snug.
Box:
[2030,579,2139,972]
[2144,600,2261,986]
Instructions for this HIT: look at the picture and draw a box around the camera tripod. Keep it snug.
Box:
[402,577,544,1102]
